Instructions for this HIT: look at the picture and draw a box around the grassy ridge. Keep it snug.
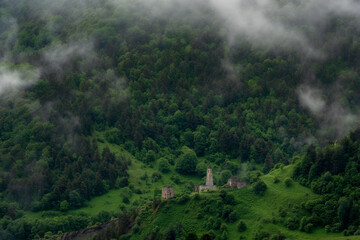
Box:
[23,139,359,239]
[68,136,203,216]
[131,166,359,239]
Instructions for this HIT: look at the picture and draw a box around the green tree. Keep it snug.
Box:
[237,221,247,232]
[186,233,198,240]
[252,180,267,195]
[59,200,69,212]
[220,170,232,185]
[158,158,171,173]
[175,152,197,175]
[196,162,207,177]
[144,150,156,163]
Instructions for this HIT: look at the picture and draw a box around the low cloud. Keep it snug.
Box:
[117,0,360,57]
[43,41,96,69]
[0,65,40,96]
[297,84,359,140]
[298,86,325,114]
[0,16,18,59]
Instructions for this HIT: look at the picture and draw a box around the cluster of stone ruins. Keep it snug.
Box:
[162,165,246,199]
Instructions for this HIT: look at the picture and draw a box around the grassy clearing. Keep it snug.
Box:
[61,135,203,217]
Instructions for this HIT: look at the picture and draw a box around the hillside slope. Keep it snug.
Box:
[115,166,357,240]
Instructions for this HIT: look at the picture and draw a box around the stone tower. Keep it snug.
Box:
[206,165,213,186]
[162,186,174,199]
[198,165,216,192]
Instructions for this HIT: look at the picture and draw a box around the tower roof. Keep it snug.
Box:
[207,165,212,169]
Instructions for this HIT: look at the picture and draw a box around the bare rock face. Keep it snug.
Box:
[49,220,117,240]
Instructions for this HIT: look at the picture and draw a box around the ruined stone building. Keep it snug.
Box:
[227,176,246,189]
[198,165,216,192]
[162,186,174,199]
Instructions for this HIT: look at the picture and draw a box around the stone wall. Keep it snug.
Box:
[227,176,246,189]
[199,184,216,192]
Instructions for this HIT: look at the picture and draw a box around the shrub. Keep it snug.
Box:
[68,190,84,208]
[343,230,350,236]
[200,233,213,240]
[194,194,200,200]
[254,229,270,240]
[278,207,287,218]
[122,197,129,204]
[140,173,148,181]
[116,177,129,188]
[219,190,227,199]
[59,200,69,212]
[331,222,342,233]
[119,235,131,240]
[170,174,182,184]
[176,152,197,175]
[284,178,293,187]
[252,180,267,195]
[186,233,198,240]
[304,223,313,233]
[178,194,190,204]
[153,189,162,198]
[151,172,162,182]
[285,217,299,230]
[92,210,111,223]
[270,232,286,240]
[158,158,171,173]
[248,171,262,184]
[237,221,247,232]
[224,193,236,205]
[228,211,238,223]
[183,182,194,193]
[132,224,140,234]
[213,218,221,230]
[220,170,232,185]
[220,231,228,240]
[144,150,156,163]
[121,187,132,199]
[220,223,228,233]
[196,162,208,177]
[105,128,123,145]
[223,161,240,175]
[205,216,215,229]
[273,177,280,183]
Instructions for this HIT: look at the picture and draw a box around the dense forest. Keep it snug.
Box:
[1,0,360,239]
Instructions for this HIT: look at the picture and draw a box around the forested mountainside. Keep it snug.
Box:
[1,0,360,239]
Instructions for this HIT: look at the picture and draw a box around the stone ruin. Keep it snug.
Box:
[227,176,247,189]
[197,165,216,192]
[162,186,174,199]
